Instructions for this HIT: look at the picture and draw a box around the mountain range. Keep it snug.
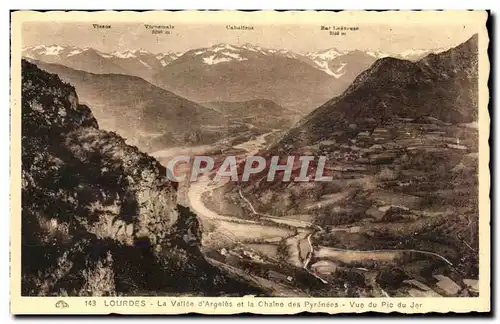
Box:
[23,43,445,77]
[23,43,451,114]
[23,45,183,81]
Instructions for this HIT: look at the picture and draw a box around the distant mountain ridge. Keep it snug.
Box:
[152,43,457,113]
[302,46,447,77]
[23,45,183,80]
[23,43,450,78]
[152,44,359,113]
[23,43,458,114]
[29,59,228,152]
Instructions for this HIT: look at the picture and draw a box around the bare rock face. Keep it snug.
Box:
[463,279,479,295]
[433,275,462,296]
[62,126,180,247]
[20,60,262,297]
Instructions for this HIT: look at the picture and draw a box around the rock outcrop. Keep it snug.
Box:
[21,60,261,297]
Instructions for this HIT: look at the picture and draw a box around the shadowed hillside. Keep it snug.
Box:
[280,34,478,148]
[26,60,229,152]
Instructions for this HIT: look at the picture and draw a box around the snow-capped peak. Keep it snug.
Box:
[23,44,71,57]
[190,44,244,57]
[366,47,450,61]
[40,45,65,55]
[155,51,184,66]
[112,49,147,59]
[398,47,449,60]
[186,44,252,65]
[193,43,305,65]
[241,43,264,52]
[22,44,188,68]
[365,50,391,59]
[112,50,136,59]
[22,44,47,52]
[202,52,248,65]
[306,48,347,61]
[399,49,430,59]
[67,47,91,57]
[209,43,241,53]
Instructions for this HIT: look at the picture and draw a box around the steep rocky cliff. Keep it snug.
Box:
[21,60,261,296]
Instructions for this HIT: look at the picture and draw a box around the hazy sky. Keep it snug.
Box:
[22,21,478,54]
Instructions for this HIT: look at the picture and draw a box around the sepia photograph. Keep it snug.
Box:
[9,10,490,314]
